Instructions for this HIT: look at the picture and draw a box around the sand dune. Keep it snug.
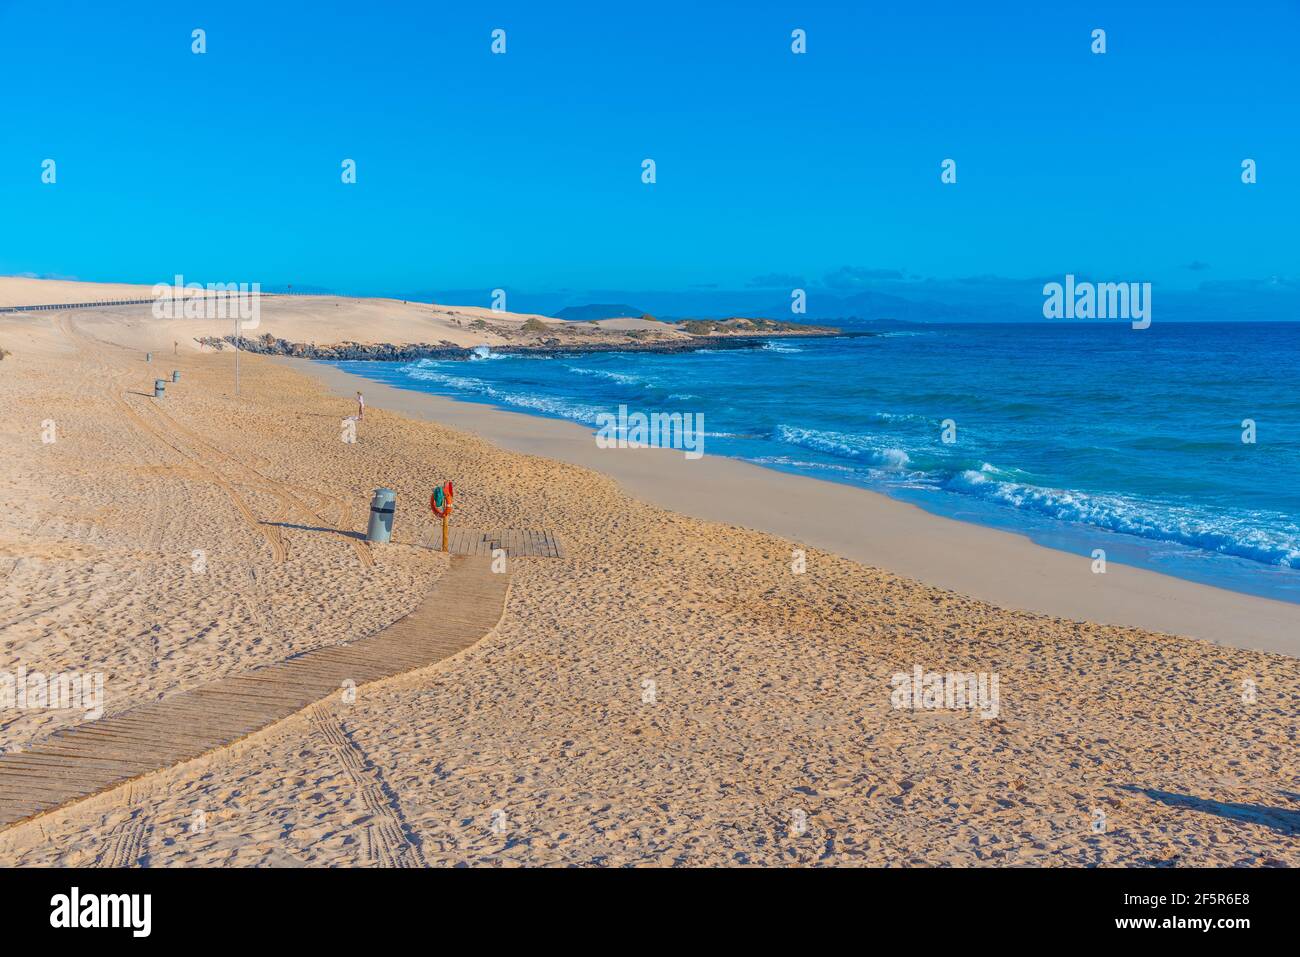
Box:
[0,276,164,306]
[0,296,1296,867]
[0,276,581,351]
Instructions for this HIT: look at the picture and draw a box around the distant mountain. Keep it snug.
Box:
[848,317,919,328]
[757,289,976,323]
[552,303,649,322]
[390,278,1300,325]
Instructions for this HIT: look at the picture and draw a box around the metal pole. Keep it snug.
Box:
[233,310,240,396]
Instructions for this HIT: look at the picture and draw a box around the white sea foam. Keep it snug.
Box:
[744,455,859,474]
[378,351,1300,575]
[568,366,649,386]
[399,363,607,425]
[776,424,912,469]
[946,468,1300,568]
[870,410,930,424]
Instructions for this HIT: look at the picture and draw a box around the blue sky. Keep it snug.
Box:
[1,0,1296,315]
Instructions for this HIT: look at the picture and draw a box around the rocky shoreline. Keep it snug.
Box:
[195,329,858,362]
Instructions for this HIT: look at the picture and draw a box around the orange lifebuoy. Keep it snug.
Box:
[430,483,453,518]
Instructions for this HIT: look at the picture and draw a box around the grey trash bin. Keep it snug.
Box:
[171,370,180,382]
[153,379,166,399]
[366,488,396,543]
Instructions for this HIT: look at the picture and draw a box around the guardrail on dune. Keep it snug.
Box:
[0,298,161,313]
[0,291,324,314]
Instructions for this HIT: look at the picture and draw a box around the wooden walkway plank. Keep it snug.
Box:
[422,527,564,559]
[0,556,509,830]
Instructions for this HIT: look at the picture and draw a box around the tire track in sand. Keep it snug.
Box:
[2,516,49,583]
[65,315,369,568]
[144,399,372,569]
[121,389,287,563]
[0,556,509,832]
[58,320,287,564]
[92,778,155,868]
[310,708,426,867]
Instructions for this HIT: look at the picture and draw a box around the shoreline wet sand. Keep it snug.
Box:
[295,357,1300,657]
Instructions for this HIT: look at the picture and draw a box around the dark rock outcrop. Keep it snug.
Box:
[193,329,858,361]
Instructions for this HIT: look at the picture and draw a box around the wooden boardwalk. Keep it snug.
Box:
[0,556,509,830]
[421,527,565,559]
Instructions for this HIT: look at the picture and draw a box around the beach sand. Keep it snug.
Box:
[295,360,1300,657]
[0,296,1296,867]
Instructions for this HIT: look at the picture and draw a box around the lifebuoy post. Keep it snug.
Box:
[430,481,454,552]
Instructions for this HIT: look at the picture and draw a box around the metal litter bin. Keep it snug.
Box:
[366,488,396,543]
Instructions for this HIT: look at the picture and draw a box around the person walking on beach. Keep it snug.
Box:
[356,391,365,420]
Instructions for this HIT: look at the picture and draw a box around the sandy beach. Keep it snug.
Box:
[295,360,1300,657]
[0,291,1297,867]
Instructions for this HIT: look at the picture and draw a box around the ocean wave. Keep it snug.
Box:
[397,365,608,425]
[762,342,803,353]
[743,455,860,474]
[567,366,651,386]
[776,424,912,469]
[870,410,931,424]
[946,468,1300,568]
[400,365,484,391]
